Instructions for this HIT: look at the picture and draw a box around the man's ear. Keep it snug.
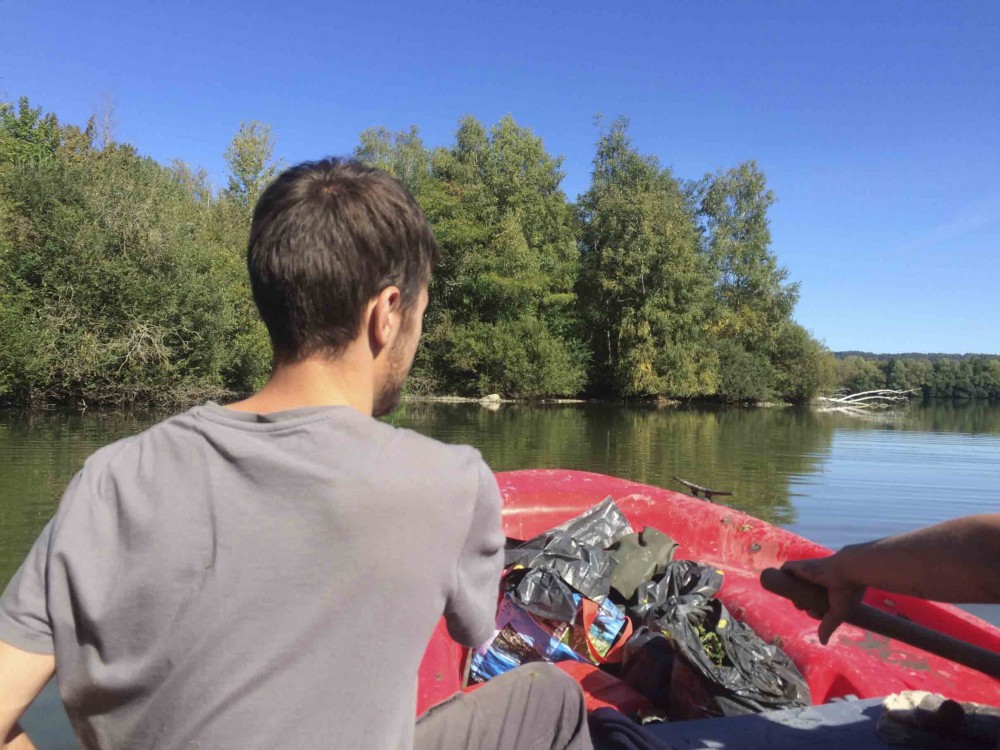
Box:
[369,286,403,350]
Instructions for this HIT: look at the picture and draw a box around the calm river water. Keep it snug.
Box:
[2,400,999,626]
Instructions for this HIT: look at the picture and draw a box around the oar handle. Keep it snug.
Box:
[760,568,1000,681]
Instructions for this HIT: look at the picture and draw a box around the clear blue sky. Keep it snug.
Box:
[2,0,997,354]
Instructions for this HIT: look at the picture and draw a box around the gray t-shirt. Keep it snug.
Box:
[0,402,504,750]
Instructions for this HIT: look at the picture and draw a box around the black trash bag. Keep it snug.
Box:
[510,568,578,623]
[550,495,634,548]
[505,529,616,601]
[659,598,811,719]
[607,527,679,602]
[618,627,676,710]
[628,560,724,626]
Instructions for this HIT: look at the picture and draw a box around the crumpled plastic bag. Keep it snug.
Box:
[629,560,724,625]
[662,597,810,718]
[505,497,635,601]
[550,495,634,548]
[618,626,676,709]
[510,568,578,623]
[505,530,617,601]
[622,561,810,719]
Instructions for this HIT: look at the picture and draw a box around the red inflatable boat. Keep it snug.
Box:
[416,470,1000,714]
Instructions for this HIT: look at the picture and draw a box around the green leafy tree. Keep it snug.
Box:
[223,120,279,208]
[971,357,1000,399]
[770,322,831,403]
[693,161,799,350]
[0,97,62,164]
[883,357,928,393]
[713,340,776,403]
[1,97,856,406]
[355,126,431,195]
[835,356,887,393]
[361,117,586,397]
[170,159,213,204]
[833,355,1000,401]
[577,118,717,398]
[687,161,829,402]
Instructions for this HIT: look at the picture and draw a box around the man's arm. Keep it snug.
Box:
[0,640,55,750]
[782,513,1000,644]
[444,458,505,647]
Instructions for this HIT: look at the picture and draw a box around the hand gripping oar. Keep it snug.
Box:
[760,568,1000,680]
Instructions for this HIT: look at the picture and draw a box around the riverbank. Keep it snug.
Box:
[7,386,994,415]
[403,393,587,405]
[401,393,794,409]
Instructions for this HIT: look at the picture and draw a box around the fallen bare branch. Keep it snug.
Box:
[815,389,917,410]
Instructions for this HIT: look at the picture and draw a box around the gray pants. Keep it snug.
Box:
[415,663,594,750]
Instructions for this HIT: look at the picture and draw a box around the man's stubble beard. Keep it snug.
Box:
[372,337,414,418]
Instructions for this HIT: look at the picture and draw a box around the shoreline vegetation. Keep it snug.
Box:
[2,97,999,411]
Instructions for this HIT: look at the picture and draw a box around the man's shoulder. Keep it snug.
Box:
[79,408,201,476]
[43,410,202,530]
[78,406,492,501]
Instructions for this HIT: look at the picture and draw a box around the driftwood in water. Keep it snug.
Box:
[673,476,733,502]
[815,389,916,415]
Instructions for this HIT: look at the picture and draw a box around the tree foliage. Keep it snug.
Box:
[223,120,279,209]
[2,97,838,405]
[832,354,1000,400]
[355,126,430,195]
[357,116,587,398]
[693,161,799,350]
[577,118,717,397]
[0,98,269,405]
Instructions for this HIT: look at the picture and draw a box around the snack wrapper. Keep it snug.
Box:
[468,593,630,684]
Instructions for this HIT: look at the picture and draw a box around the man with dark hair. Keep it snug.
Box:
[0,159,591,750]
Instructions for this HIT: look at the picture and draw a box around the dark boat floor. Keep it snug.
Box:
[646,698,915,750]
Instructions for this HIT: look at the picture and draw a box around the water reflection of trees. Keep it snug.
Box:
[0,410,153,585]
[6,401,996,587]
[827,401,1000,436]
[391,403,837,525]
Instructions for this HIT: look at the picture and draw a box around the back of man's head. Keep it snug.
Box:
[247,158,438,364]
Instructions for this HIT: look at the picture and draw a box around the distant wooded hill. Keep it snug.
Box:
[834,352,1000,361]
[830,353,1000,400]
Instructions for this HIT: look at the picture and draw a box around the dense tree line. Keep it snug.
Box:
[833,354,1000,400]
[1,97,829,406]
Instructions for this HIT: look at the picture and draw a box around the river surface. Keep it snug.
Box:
[2,400,999,627]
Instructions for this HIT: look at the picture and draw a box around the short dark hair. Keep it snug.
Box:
[247,158,438,362]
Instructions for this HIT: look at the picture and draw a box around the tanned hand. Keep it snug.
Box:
[781,554,866,645]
